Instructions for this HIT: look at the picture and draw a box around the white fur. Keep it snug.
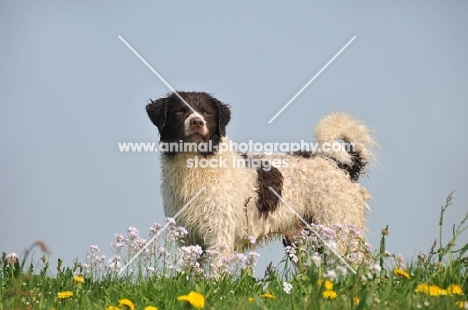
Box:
[184,112,208,136]
[160,112,375,255]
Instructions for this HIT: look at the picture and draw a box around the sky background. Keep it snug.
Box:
[1,1,467,275]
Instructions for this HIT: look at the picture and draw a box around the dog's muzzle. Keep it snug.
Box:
[185,113,208,137]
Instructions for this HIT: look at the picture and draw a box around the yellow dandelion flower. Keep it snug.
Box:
[144,306,158,310]
[260,293,276,299]
[457,301,468,309]
[74,275,84,283]
[119,298,135,310]
[440,289,448,296]
[429,285,442,296]
[323,290,338,299]
[352,297,360,305]
[448,284,464,296]
[106,307,120,310]
[415,283,429,294]
[177,291,205,309]
[248,297,254,303]
[317,279,334,290]
[57,291,73,299]
[393,269,411,280]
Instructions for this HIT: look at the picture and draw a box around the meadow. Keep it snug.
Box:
[1,193,467,309]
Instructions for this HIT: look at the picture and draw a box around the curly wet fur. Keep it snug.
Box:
[147,92,375,255]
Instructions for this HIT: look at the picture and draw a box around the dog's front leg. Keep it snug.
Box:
[196,221,238,275]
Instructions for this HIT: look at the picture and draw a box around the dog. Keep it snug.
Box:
[146,91,375,256]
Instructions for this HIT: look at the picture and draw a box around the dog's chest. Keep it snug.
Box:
[160,154,257,216]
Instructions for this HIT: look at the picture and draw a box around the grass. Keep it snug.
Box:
[1,192,467,310]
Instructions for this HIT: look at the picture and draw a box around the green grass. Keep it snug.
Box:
[1,193,467,310]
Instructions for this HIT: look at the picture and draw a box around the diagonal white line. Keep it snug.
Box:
[117,35,201,117]
[118,187,205,275]
[268,36,356,124]
[268,187,357,274]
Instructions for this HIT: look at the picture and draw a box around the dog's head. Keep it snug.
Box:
[146,91,231,155]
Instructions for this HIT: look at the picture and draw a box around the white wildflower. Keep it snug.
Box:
[285,246,299,263]
[370,263,381,274]
[166,217,176,225]
[323,269,338,282]
[149,222,162,235]
[395,254,406,269]
[127,226,139,239]
[5,253,18,264]
[283,282,293,294]
[336,265,348,276]
[246,252,260,267]
[106,254,121,271]
[115,234,125,242]
[311,254,321,267]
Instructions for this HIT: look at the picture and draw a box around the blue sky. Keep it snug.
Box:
[1,1,467,274]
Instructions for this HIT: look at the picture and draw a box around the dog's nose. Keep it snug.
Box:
[190,117,205,128]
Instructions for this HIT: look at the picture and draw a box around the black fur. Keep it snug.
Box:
[335,149,365,182]
[290,149,366,182]
[255,162,284,219]
[290,150,316,159]
[146,97,167,134]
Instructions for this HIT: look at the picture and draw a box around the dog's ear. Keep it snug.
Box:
[212,98,231,137]
[146,98,167,133]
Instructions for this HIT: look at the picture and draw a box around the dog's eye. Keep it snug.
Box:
[203,111,211,116]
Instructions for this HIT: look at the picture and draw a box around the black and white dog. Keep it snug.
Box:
[146,91,375,255]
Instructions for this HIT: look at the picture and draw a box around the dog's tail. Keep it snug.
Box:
[314,112,376,181]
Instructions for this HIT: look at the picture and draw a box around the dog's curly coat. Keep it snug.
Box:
[146,91,376,255]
